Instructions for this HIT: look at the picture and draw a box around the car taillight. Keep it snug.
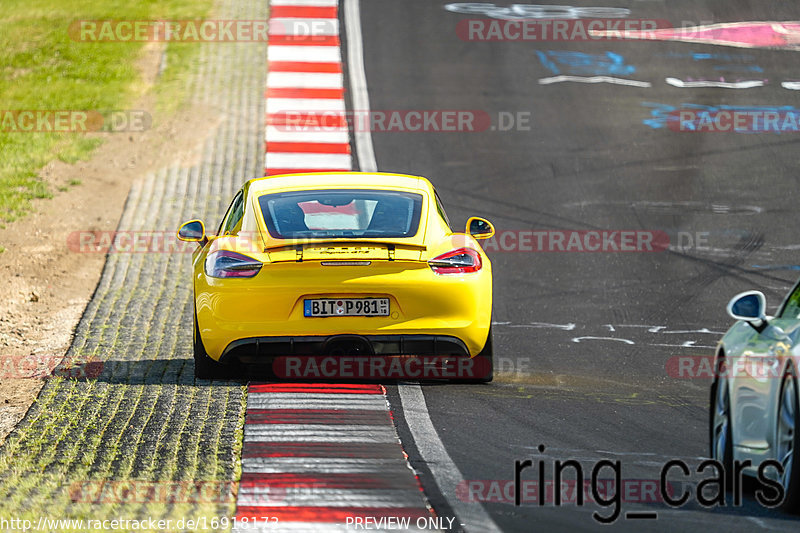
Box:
[428,248,482,274]
[205,250,262,278]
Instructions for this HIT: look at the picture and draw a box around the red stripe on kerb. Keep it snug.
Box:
[270,6,338,18]
[242,442,403,459]
[248,383,382,394]
[265,168,349,176]
[266,113,347,127]
[269,34,340,46]
[246,409,390,425]
[235,506,434,522]
[269,62,342,73]
[266,142,350,154]
[266,87,344,99]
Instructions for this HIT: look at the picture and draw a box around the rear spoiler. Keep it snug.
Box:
[264,240,427,262]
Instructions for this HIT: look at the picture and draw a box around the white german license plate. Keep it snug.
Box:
[304,298,390,317]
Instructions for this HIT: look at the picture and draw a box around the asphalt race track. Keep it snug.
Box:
[353,1,800,531]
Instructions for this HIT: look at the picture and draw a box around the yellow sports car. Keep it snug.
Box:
[177,172,495,381]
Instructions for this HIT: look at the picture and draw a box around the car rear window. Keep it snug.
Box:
[258,189,424,239]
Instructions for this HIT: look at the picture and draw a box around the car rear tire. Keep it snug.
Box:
[777,365,800,511]
[467,326,494,383]
[710,358,734,490]
[194,312,236,380]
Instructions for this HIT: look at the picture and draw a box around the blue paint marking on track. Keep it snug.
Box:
[641,102,800,132]
[536,50,636,76]
[752,265,800,271]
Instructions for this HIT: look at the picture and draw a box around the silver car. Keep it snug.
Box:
[712,286,800,509]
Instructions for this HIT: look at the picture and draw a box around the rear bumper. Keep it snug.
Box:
[220,333,470,364]
[195,259,492,360]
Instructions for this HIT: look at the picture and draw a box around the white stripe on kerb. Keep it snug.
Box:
[267,98,345,113]
[265,152,352,169]
[238,488,426,507]
[242,457,411,474]
[242,456,407,469]
[266,126,349,143]
[244,424,396,442]
[269,45,341,62]
[271,0,338,6]
[270,18,339,36]
[268,72,344,88]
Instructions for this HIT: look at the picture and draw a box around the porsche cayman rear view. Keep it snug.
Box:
[177,172,495,381]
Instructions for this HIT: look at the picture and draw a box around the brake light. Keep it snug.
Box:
[428,248,482,274]
[205,250,262,278]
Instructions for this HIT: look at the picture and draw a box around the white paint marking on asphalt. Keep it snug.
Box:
[746,516,769,529]
[538,75,652,87]
[571,336,635,344]
[343,0,377,172]
[782,81,800,90]
[344,1,499,529]
[666,77,765,89]
[652,342,717,349]
[507,322,576,330]
[398,385,502,533]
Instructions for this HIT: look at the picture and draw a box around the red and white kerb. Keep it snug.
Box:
[234,384,437,532]
[265,0,352,176]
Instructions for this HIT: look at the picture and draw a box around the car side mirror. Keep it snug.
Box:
[177,219,206,244]
[466,216,495,240]
[727,290,767,332]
